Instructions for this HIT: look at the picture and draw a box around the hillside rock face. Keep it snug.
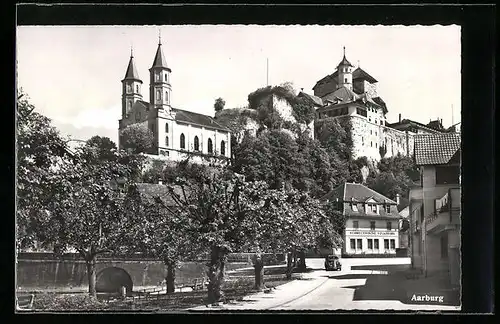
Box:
[215,93,314,143]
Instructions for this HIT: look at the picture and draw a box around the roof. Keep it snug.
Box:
[173,108,231,132]
[387,118,443,134]
[352,67,378,83]
[427,119,445,131]
[372,97,387,114]
[123,55,142,81]
[151,43,171,71]
[323,86,361,104]
[337,54,354,68]
[397,197,410,212]
[298,91,324,106]
[321,182,397,204]
[313,67,378,90]
[414,133,461,165]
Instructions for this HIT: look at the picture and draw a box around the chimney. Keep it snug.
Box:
[396,193,400,205]
[399,113,401,123]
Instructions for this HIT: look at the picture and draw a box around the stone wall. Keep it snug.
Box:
[348,114,415,161]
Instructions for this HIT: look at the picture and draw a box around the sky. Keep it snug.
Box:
[16,25,461,144]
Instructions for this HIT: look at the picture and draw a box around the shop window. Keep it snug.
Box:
[350,239,356,250]
[374,239,379,249]
[368,239,373,250]
[384,239,389,250]
[357,239,362,250]
[390,239,396,249]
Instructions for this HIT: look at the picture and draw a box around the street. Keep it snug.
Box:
[189,257,461,311]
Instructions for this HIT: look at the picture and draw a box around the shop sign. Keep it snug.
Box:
[346,230,397,236]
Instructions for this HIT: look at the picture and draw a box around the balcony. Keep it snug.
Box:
[426,188,461,234]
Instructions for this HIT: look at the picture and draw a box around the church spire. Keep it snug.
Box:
[151,39,170,70]
[123,49,141,81]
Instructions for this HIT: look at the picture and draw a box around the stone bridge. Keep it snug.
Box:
[16,252,284,293]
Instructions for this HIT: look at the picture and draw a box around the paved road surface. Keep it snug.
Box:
[189,257,461,312]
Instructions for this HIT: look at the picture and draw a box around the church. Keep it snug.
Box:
[118,37,231,164]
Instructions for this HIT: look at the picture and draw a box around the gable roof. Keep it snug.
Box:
[414,133,461,165]
[323,86,361,104]
[297,91,324,106]
[352,67,378,83]
[397,197,410,212]
[321,182,397,204]
[173,108,231,132]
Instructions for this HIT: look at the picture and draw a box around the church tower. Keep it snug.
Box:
[337,47,354,91]
[149,34,172,112]
[121,48,143,118]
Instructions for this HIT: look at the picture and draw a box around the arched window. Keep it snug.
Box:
[180,133,185,149]
[156,89,162,102]
[165,91,169,104]
[207,138,213,154]
[194,136,200,151]
[165,123,169,133]
[165,136,169,147]
[221,140,226,156]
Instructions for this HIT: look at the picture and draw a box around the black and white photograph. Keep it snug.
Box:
[16,22,465,313]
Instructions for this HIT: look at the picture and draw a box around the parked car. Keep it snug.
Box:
[324,255,342,271]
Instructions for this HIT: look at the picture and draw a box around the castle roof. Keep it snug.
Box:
[313,67,378,90]
[151,43,171,71]
[387,119,443,134]
[337,53,354,68]
[297,91,324,107]
[414,133,461,166]
[123,55,142,82]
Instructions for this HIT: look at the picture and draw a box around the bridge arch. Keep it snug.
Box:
[96,267,133,294]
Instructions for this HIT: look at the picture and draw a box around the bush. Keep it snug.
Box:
[33,293,109,311]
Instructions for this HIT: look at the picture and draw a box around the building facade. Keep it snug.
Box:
[118,38,231,164]
[408,133,461,287]
[322,182,402,257]
[307,48,446,161]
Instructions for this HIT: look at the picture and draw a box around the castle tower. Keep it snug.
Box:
[337,47,354,91]
[149,34,172,112]
[121,48,143,118]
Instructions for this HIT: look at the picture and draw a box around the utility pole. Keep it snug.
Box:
[266,58,269,86]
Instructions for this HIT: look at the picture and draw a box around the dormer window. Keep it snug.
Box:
[351,202,358,212]
[367,203,378,214]
[385,204,391,213]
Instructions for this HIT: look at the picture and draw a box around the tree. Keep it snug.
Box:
[162,162,274,304]
[119,123,154,154]
[122,184,199,294]
[16,90,71,249]
[214,97,226,113]
[36,145,145,298]
[85,136,117,162]
[366,171,414,201]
